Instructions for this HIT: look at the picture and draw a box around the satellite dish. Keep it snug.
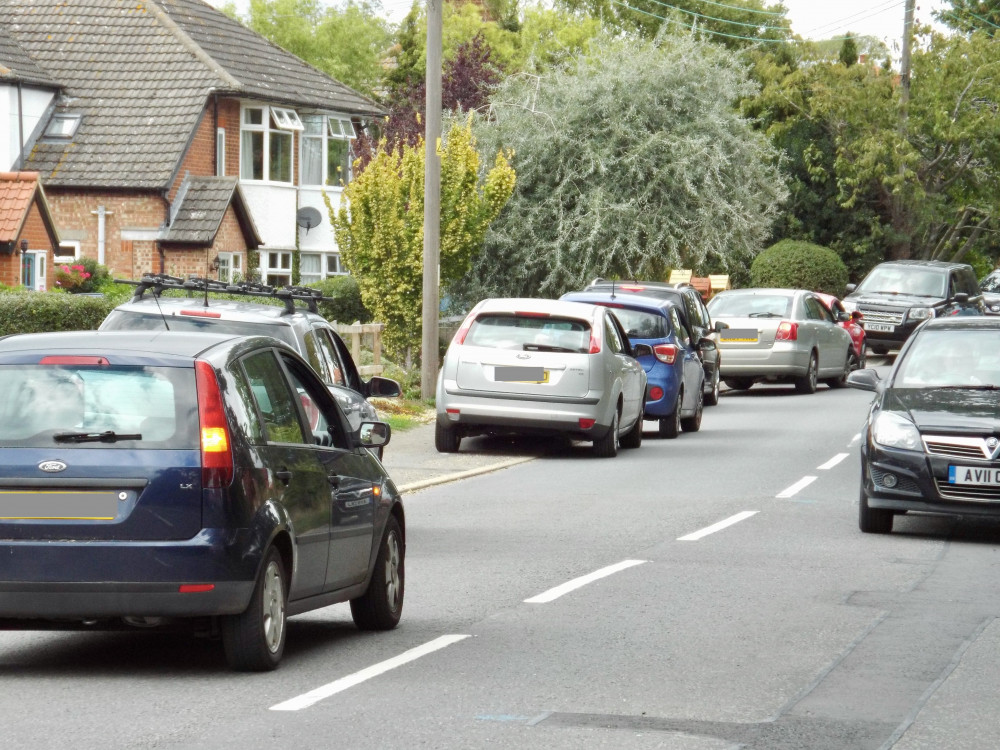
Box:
[296,207,323,232]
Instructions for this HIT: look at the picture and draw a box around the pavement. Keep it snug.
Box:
[379,422,540,494]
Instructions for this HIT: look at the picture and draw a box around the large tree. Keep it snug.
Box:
[936,0,1000,37]
[452,32,787,304]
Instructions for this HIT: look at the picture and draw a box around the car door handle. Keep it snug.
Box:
[275,470,292,486]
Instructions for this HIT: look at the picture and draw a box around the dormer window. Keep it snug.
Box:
[45,114,81,139]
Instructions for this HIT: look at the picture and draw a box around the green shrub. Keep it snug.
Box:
[0,292,116,335]
[750,240,849,296]
[312,275,370,324]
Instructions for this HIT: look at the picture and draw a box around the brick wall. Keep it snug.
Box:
[2,199,59,288]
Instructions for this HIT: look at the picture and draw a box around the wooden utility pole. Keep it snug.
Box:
[899,0,916,112]
[421,0,442,399]
[892,0,917,259]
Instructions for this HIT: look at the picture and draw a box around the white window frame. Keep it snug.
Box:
[240,104,297,184]
[326,253,347,276]
[299,114,357,188]
[216,128,226,177]
[54,240,80,264]
[21,250,47,291]
[216,251,243,283]
[262,251,292,286]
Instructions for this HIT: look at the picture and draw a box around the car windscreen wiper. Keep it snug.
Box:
[748,312,782,318]
[523,344,579,353]
[53,430,142,443]
[935,385,1000,391]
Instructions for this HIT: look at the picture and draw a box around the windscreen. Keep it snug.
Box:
[894,330,1000,388]
[101,310,297,347]
[0,365,198,449]
[856,266,947,298]
[465,314,591,352]
[708,294,792,318]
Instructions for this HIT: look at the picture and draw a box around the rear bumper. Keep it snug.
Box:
[717,345,809,378]
[437,387,612,439]
[0,528,258,618]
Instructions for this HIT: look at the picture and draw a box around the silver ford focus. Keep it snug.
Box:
[435,298,650,457]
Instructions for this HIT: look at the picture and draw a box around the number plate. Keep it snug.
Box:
[0,490,120,520]
[720,328,758,343]
[949,466,1000,485]
[864,323,895,332]
[495,366,548,383]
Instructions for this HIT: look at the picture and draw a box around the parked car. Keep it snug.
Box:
[582,279,725,405]
[436,298,650,457]
[841,260,983,353]
[706,288,855,393]
[0,330,403,670]
[979,268,1000,315]
[847,317,1000,533]
[815,292,866,369]
[100,274,401,456]
[560,291,707,437]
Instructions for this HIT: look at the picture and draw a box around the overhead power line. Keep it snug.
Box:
[641,0,790,32]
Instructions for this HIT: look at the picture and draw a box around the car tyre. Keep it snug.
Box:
[351,515,405,630]
[681,388,703,432]
[704,367,720,406]
[593,409,620,457]
[724,377,753,391]
[221,547,287,672]
[826,350,854,389]
[859,484,893,534]
[659,390,682,439]
[794,352,819,394]
[620,405,643,449]
[435,422,461,453]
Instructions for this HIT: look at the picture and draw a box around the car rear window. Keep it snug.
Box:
[709,294,792,318]
[101,310,298,348]
[465,314,591,352]
[607,308,669,339]
[0,364,197,449]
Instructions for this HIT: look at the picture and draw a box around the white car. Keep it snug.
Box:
[435,298,650,457]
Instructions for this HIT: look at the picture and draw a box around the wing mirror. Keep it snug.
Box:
[354,421,392,448]
[846,368,880,393]
[366,376,402,398]
[697,337,717,352]
[836,311,851,322]
[714,320,729,332]
[633,343,654,358]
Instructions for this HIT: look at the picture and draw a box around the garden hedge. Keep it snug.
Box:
[0,292,117,336]
[750,239,848,296]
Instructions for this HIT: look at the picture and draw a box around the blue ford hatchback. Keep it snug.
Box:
[561,292,709,437]
[0,331,404,671]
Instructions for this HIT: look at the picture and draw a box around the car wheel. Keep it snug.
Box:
[859,483,893,534]
[704,367,720,406]
[435,422,461,453]
[221,547,287,672]
[351,515,405,630]
[724,377,753,391]
[593,409,620,457]
[794,352,818,394]
[619,404,643,449]
[826,351,854,389]
[681,387,703,432]
[659,390,682,439]
[857,346,867,370]
[871,345,888,356]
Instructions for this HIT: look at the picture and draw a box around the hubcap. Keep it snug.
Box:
[261,560,285,653]
[385,531,401,612]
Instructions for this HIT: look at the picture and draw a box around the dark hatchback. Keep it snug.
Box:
[0,331,404,670]
[848,317,1000,533]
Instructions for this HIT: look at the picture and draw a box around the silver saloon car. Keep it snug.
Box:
[435,298,649,457]
[706,288,855,393]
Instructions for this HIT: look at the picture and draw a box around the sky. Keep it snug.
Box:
[207,0,951,49]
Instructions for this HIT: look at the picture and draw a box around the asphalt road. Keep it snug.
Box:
[4,373,1000,749]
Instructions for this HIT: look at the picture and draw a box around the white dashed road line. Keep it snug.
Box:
[269,634,471,711]
[817,453,849,470]
[524,560,648,604]
[677,511,759,541]
[776,475,817,498]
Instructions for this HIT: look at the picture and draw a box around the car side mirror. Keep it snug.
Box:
[366,376,402,398]
[846,368,880,393]
[836,311,851,322]
[714,320,729,332]
[354,420,391,449]
[954,292,969,304]
[697,337,717,352]
[632,343,654,358]
[846,283,857,293]
[851,310,863,320]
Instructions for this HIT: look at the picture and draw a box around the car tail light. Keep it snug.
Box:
[451,301,486,345]
[515,311,550,318]
[178,584,215,593]
[579,418,596,429]
[775,322,798,341]
[653,344,678,364]
[649,386,664,401]
[39,355,109,366]
[195,360,233,488]
[586,321,603,354]
[181,309,222,318]
[620,285,645,292]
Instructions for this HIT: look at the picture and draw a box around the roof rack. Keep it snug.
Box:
[114,274,331,315]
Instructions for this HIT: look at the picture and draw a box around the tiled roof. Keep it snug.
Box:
[0,0,383,190]
[0,22,60,87]
[163,175,256,244]
[0,171,40,243]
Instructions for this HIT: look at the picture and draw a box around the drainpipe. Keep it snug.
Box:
[90,205,113,265]
[17,83,25,169]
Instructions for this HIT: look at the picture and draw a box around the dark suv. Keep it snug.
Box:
[582,279,726,405]
[0,331,404,671]
[842,260,983,353]
[100,275,401,443]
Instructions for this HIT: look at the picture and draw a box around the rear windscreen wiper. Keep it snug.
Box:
[53,431,142,443]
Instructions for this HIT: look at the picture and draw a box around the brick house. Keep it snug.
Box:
[0,0,383,289]
[0,172,61,289]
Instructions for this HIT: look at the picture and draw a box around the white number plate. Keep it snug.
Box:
[864,323,895,332]
[949,466,1000,485]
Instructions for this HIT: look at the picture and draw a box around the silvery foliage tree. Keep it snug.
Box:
[452,31,788,304]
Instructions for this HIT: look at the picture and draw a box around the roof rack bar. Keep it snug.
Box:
[113,274,331,314]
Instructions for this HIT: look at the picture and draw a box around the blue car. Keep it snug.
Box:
[561,292,709,437]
